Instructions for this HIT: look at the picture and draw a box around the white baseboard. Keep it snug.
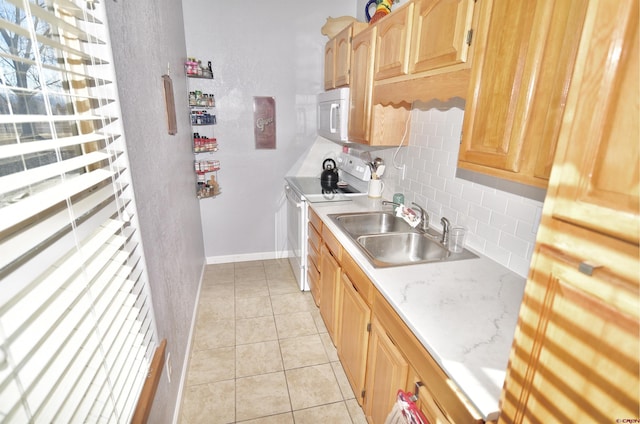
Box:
[171,261,206,424]
[206,250,293,264]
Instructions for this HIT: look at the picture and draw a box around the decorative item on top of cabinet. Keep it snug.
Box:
[186,58,221,199]
[458,0,589,189]
[324,22,368,90]
[499,0,639,421]
[348,26,412,146]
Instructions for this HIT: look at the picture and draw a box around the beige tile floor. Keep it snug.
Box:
[179,259,368,424]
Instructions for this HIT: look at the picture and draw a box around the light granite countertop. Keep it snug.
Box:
[308,196,526,422]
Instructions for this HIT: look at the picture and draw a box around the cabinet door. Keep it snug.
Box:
[410,0,475,73]
[320,244,340,340]
[364,318,409,424]
[459,0,587,188]
[374,2,414,80]
[349,28,376,144]
[336,272,371,406]
[549,0,639,245]
[324,38,336,90]
[334,27,353,87]
[499,246,639,422]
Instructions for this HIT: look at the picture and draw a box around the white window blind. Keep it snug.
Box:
[0,0,158,422]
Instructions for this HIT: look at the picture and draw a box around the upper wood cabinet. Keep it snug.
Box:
[499,0,639,420]
[409,0,475,73]
[324,23,367,90]
[323,37,336,90]
[349,26,412,146]
[548,2,639,246]
[458,0,588,188]
[374,2,414,80]
[348,27,376,143]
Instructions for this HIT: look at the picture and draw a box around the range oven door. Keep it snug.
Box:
[285,184,308,291]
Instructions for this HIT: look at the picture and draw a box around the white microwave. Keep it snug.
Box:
[317,88,349,142]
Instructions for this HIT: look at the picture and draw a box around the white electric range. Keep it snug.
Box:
[284,152,371,290]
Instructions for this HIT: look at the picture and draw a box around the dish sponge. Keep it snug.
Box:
[394,204,420,228]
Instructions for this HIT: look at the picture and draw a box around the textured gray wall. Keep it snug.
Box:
[103,2,204,422]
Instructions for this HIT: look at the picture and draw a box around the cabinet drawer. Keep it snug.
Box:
[307,261,320,307]
[374,291,482,424]
[308,221,321,254]
[309,207,323,233]
[342,251,374,306]
[322,226,343,262]
[308,241,320,272]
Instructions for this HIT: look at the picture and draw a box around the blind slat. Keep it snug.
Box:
[0,185,120,272]
[0,168,114,234]
[0,133,118,160]
[0,113,117,125]
[0,150,115,195]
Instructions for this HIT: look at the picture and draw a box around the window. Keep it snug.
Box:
[0,0,158,422]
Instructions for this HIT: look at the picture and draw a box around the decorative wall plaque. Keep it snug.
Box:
[253,96,276,149]
[162,74,177,135]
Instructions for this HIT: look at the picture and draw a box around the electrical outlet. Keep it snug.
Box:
[166,352,172,383]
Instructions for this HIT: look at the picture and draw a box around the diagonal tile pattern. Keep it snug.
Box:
[179,259,368,424]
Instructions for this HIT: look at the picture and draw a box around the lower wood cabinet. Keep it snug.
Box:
[314,222,483,423]
[363,318,409,424]
[336,271,371,406]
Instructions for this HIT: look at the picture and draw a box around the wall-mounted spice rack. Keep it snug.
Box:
[187,57,220,199]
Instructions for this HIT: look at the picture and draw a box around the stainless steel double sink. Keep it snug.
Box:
[329,211,477,268]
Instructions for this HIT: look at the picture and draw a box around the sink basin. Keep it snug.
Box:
[357,232,449,265]
[328,211,478,267]
[357,232,477,267]
[333,212,413,236]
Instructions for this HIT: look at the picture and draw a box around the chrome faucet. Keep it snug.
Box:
[382,200,401,208]
[440,217,450,245]
[410,202,429,233]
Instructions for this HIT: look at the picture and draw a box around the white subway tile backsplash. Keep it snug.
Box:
[506,199,538,223]
[481,191,509,214]
[476,224,500,244]
[461,184,483,205]
[490,212,518,234]
[499,233,529,258]
[376,107,543,278]
[484,242,512,268]
[508,255,533,279]
[469,203,492,224]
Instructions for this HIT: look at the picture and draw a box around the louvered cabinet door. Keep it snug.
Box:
[500,246,639,422]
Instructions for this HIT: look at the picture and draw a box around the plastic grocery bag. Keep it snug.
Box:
[384,390,429,424]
